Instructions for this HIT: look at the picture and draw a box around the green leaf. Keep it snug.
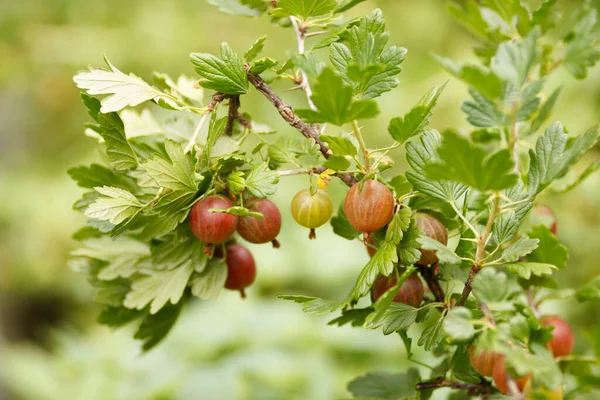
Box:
[418,316,446,351]
[244,36,266,61]
[190,259,227,300]
[371,302,419,335]
[190,42,248,95]
[350,241,398,299]
[564,6,600,79]
[527,225,568,270]
[134,303,182,352]
[272,0,337,19]
[324,155,351,170]
[499,235,539,263]
[226,171,246,194]
[490,30,537,88]
[74,56,181,113]
[84,186,142,225]
[472,267,509,304]
[397,219,422,266]
[405,130,468,202]
[331,204,361,240]
[98,306,143,327]
[328,308,372,327]
[347,369,420,400]
[425,131,518,191]
[530,87,561,133]
[451,345,481,383]
[576,276,600,302]
[517,79,545,121]
[388,84,445,143]
[443,307,475,341]
[151,232,207,272]
[462,88,506,127]
[141,140,198,192]
[552,160,600,193]
[506,262,556,280]
[388,175,412,198]
[244,162,280,198]
[335,0,367,12]
[278,295,345,315]
[208,0,263,17]
[249,57,278,74]
[124,263,194,314]
[96,111,139,171]
[320,134,358,156]
[435,57,503,100]
[417,236,461,265]
[68,164,136,191]
[528,122,599,195]
[295,68,379,125]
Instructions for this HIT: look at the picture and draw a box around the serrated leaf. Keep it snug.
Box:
[226,171,246,194]
[347,369,420,400]
[320,134,358,156]
[98,306,143,327]
[388,84,445,143]
[141,140,198,191]
[490,30,537,88]
[435,56,503,100]
[272,0,337,19]
[364,267,416,330]
[68,164,136,191]
[552,160,600,193]
[576,276,600,302]
[397,219,422,266]
[527,225,568,270]
[426,131,518,191]
[152,232,207,272]
[244,36,266,61]
[190,259,227,300]
[278,295,345,315]
[499,235,539,263]
[244,162,279,198]
[417,236,461,265]
[324,155,351,170]
[530,87,561,133]
[96,110,139,171]
[451,345,481,383]
[350,241,398,299]
[462,88,506,127]
[443,307,475,341]
[418,316,446,351]
[208,0,262,17]
[190,42,248,95]
[249,57,278,74]
[134,303,182,352]
[331,204,361,240]
[84,186,142,225]
[74,56,181,113]
[472,267,509,304]
[506,262,556,280]
[328,307,372,327]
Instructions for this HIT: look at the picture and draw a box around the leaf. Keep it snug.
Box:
[271,0,337,19]
[190,259,227,300]
[331,204,361,240]
[435,56,503,100]
[98,306,143,327]
[350,242,398,299]
[141,140,198,192]
[95,110,139,171]
[208,0,263,17]
[68,164,136,191]
[527,225,568,270]
[388,84,446,143]
[472,267,509,304]
[552,160,600,193]
[425,131,518,191]
[443,307,475,341]
[499,235,539,263]
[564,6,600,79]
[576,276,600,302]
[244,36,266,61]
[490,30,537,88]
[74,56,181,113]
[328,308,373,327]
[506,262,556,280]
[335,0,367,12]
[190,42,248,95]
[151,232,207,272]
[364,267,416,330]
[320,134,358,156]
[528,122,599,195]
[124,263,194,314]
[417,236,461,265]
[405,130,468,202]
[418,316,446,351]
[249,57,278,74]
[84,186,142,225]
[451,345,481,383]
[530,87,561,133]
[370,302,419,335]
[226,171,246,195]
[397,219,422,266]
[388,175,412,198]
[324,155,351,170]
[295,68,379,125]
[462,88,506,127]
[347,369,420,400]
[134,303,182,351]
[278,295,345,316]
[244,162,280,198]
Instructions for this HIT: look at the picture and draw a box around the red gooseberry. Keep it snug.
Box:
[222,243,256,298]
[415,213,448,265]
[190,195,238,247]
[344,180,395,235]
[540,315,574,358]
[370,273,424,308]
[237,198,282,248]
[468,345,501,377]
[492,357,530,395]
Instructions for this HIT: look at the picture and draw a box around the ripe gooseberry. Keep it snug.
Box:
[532,205,558,235]
[370,273,424,308]
[291,189,333,239]
[468,345,501,377]
[492,357,530,395]
[344,180,394,235]
[222,243,256,298]
[237,198,282,248]
[190,195,238,250]
[415,213,448,265]
[540,315,574,358]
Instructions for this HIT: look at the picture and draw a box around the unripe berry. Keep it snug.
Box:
[415,213,448,265]
[190,195,238,245]
[237,198,282,248]
[540,315,574,358]
[532,205,558,235]
[222,244,256,298]
[468,346,501,377]
[344,180,395,233]
[492,357,530,395]
[370,273,424,308]
[291,189,333,239]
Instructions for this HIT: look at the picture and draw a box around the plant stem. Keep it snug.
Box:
[184,93,226,153]
[450,202,480,238]
[416,378,493,396]
[351,120,370,173]
[458,193,501,306]
[417,264,446,304]
[290,17,317,111]
[508,119,520,173]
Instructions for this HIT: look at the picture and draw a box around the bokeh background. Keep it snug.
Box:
[1,0,599,399]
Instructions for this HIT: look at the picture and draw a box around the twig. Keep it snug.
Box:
[289,17,317,111]
[351,120,370,172]
[416,378,493,397]
[245,67,358,187]
[225,95,240,136]
[458,193,501,306]
[417,264,445,304]
[184,93,226,153]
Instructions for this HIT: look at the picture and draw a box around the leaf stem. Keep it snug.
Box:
[184,94,226,153]
[290,17,317,111]
[351,120,370,173]
[416,378,493,396]
[450,202,480,238]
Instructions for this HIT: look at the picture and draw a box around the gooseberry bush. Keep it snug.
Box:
[68,0,600,398]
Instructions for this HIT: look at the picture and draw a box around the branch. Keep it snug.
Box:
[245,67,358,187]
[184,93,227,153]
[289,16,317,111]
[458,193,501,306]
[417,264,445,304]
[225,95,240,136]
[416,378,493,397]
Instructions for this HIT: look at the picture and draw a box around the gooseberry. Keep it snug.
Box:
[222,243,256,298]
[237,198,282,248]
[344,180,395,234]
[370,273,424,308]
[190,195,238,246]
[468,345,501,377]
[291,189,333,239]
[540,315,574,358]
[415,213,448,265]
[492,357,530,395]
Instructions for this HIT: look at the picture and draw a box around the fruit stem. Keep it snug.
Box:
[271,239,281,248]
[240,289,247,299]
[351,120,370,173]
[309,229,316,240]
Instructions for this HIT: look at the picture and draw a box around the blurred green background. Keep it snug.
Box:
[1,0,599,399]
